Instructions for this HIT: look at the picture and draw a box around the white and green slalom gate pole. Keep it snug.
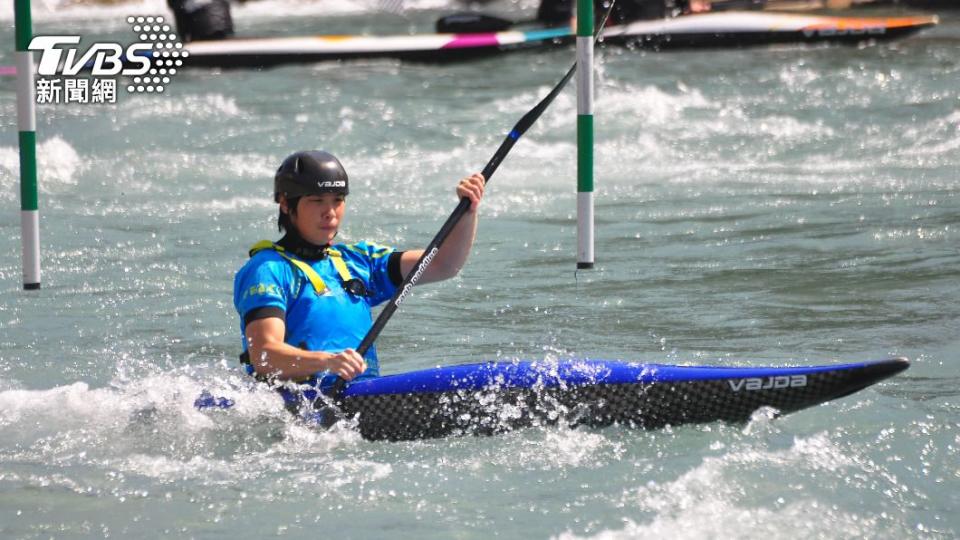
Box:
[576,0,594,270]
[15,0,41,290]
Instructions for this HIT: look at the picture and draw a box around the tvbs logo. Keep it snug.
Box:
[29,36,151,77]
[27,16,185,103]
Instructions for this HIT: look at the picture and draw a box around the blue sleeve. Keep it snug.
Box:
[233,255,291,321]
[349,241,398,307]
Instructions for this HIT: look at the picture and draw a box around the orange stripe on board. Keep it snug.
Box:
[313,35,354,42]
[803,16,937,31]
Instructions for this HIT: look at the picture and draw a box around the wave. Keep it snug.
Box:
[554,431,912,540]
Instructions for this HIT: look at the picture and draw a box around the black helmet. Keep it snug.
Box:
[274,150,349,202]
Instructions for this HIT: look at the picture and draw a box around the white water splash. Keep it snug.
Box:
[0,136,82,199]
[552,432,913,540]
[555,500,881,540]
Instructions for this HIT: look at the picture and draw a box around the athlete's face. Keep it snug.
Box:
[283,193,346,245]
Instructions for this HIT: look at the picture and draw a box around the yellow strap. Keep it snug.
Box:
[248,240,278,256]
[283,256,328,296]
[326,248,354,284]
[248,241,356,296]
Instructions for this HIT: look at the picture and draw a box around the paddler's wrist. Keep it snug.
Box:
[312,350,337,372]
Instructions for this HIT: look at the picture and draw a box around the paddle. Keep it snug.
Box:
[319,0,618,416]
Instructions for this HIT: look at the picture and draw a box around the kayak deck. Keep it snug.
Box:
[197,357,909,441]
[181,12,938,68]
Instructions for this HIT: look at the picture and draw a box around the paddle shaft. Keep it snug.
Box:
[330,1,617,400]
[329,72,573,398]
[365,71,573,349]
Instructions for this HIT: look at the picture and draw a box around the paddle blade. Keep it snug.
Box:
[436,12,514,33]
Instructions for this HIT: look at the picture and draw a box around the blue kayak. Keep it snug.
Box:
[196,357,908,441]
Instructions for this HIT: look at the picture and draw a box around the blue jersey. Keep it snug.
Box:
[233,240,399,382]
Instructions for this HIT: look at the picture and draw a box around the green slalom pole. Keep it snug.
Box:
[576,0,594,269]
[15,0,40,290]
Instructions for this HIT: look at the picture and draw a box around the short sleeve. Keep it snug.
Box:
[233,255,291,321]
[347,241,398,307]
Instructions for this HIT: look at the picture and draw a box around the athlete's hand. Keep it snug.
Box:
[326,348,367,381]
[456,173,485,213]
[688,0,712,13]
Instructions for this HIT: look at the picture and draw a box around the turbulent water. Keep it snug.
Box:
[1,0,958,538]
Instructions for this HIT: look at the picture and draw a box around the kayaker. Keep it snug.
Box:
[233,150,485,387]
[167,0,234,42]
[536,0,715,26]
